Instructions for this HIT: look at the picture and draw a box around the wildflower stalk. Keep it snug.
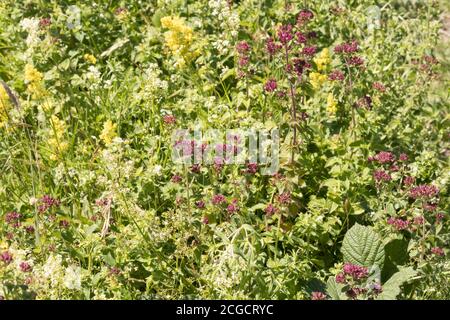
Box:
[345,59,356,133]
[184,164,191,216]
[285,45,297,164]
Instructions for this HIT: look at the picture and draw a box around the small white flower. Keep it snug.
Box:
[152,165,163,176]
[64,265,82,290]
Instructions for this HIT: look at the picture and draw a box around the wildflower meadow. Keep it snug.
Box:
[0,0,449,300]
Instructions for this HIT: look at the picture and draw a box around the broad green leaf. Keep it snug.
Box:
[326,277,347,300]
[341,223,385,268]
[378,267,417,300]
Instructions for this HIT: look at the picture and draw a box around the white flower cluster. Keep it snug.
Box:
[138,63,168,101]
[20,17,40,48]
[84,66,102,88]
[63,265,82,290]
[208,0,240,56]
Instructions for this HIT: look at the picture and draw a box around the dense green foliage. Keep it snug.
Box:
[0,0,449,300]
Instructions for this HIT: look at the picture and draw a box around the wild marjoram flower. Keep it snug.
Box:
[160,16,197,67]
[100,120,117,145]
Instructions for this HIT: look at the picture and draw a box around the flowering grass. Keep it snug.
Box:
[0,0,449,300]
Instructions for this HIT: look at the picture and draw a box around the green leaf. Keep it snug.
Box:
[341,223,385,268]
[326,277,347,300]
[378,267,417,300]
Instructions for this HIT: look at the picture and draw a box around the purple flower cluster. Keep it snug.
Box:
[266,38,281,56]
[0,251,13,264]
[236,41,251,54]
[227,199,239,214]
[373,169,391,183]
[328,70,345,81]
[265,203,277,216]
[171,174,182,183]
[311,291,327,300]
[236,41,251,71]
[191,164,201,174]
[264,79,277,93]
[293,58,312,77]
[431,247,445,256]
[369,151,396,164]
[302,45,317,56]
[38,195,60,213]
[39,17,51,28]
[348,56,364,66]
[20,261,32,272]
[5,211,22,227]
[277,24,293,44]
[296,31,308,44]
[277,191,291,205]
[403,176,415,186]
[163,115,176,125]
[387,217,410,231]
[334,40,359,54]
[372,82,386,93]
[297,9,314,26]
[195,200,205,209]
[212,194,226,205]
[409,185,439,199]
[342,263,369,280]
[245,163,258,174]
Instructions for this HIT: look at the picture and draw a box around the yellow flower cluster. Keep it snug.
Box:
[326,93,338,114]
[309,72,327,89]
[160,16,197,67]
[24,64,46,99]
[48,115,68,161]
[313,48,331,71]
[100,120,117,145]
[0,85,11,127]
[84,54,97,64]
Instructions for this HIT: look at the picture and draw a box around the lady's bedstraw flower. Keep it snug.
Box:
[326,93,338,114]
[309,72,327,89]
[24,64,46,98]
[313,48,331,71]
[48,115,68,161]
[160,16,196,67]
[83,54,97,64]
[100,120,117,145]
[0,84,12,127]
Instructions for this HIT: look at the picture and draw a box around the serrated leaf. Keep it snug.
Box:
[378,267,417,300]
[341,223,385,268]
[326,277,347,300]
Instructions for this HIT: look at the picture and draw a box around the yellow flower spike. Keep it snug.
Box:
[24,64,43,83]
[160,16,197,67]
[48,115,68,160]
[326,93,338,114]
[313,48,331,72]
[0,85,11,127]
[100,120,117,145]
[24,64,47,99]
[309,72,327,89]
